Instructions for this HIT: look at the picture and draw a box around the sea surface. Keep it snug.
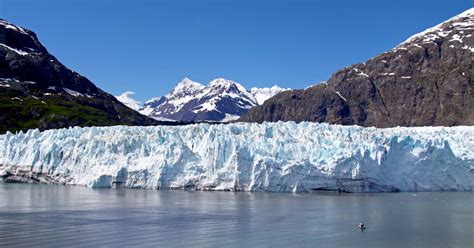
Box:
[0,183,472,247]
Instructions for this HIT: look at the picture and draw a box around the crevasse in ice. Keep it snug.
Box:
[0,122,472,192]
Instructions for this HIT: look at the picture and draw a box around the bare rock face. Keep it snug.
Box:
[240,9,474,127]
[0,19,162,133]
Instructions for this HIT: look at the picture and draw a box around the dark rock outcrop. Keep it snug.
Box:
[240,9,474,127]
[0,19,162,133]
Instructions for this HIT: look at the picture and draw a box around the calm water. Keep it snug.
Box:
[0,184,472,247]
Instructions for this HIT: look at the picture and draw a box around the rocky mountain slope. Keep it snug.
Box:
[0,19,161,133]
[240,8,474,127]
[136,78,288,122]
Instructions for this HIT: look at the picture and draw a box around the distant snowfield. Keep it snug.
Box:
[115,91,141,111]
[0,122,472,192]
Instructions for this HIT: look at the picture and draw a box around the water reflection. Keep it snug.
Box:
[0,184,472,247]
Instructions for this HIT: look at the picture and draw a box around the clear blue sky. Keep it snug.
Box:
[0,0,472,102]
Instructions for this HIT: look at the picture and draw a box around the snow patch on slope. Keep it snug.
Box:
[0,19,29,35]
[398,8,474,46]
[0,44,29,56]
[63,88,92,98]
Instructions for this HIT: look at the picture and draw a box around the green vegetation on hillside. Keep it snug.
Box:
[0,91,126,134]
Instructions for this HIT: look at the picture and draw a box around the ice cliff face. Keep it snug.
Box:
[0,123,472,192]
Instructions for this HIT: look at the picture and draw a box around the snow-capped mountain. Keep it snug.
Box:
[397,7,474,49]
[250,85,290,105]
[115,91,141,111]
[139,77,206,120]
[0,19,159,134]
[241,8,474,127]
[137,78,289,122]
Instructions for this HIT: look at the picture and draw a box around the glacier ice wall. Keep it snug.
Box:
[0,122,473,192]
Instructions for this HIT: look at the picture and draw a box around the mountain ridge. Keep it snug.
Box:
[239,8,474,127]
[0,18,162,133]
[119,78,289,122]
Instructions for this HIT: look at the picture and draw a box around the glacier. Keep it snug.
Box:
[0,122,472,192]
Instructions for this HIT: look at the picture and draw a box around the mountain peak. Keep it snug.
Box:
[170,77,204,96]
[0,19,47,55]
[115,91,141,111]
[208,78,249,93]
[177,77,203,87]
[209,78,233,85]
[249,85,288,92]
[209,78,236,89]
[249,85,290,104]
[0,19,29,35]
[139,78,289,122]
[240,8,473,127]
[0,19,160,133]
